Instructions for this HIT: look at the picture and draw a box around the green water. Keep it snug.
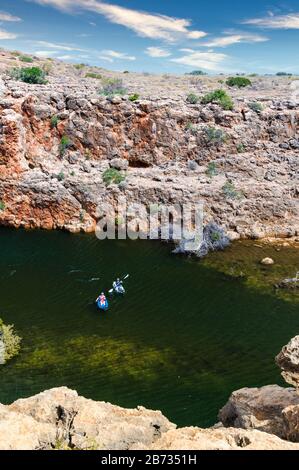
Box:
[0,228,298,427]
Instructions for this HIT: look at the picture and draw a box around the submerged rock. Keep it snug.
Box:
[261,257,274,265]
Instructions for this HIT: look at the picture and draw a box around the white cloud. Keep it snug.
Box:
[187,31,205,39]
[35,50,57,56]
[171,50,228,71]
[29,0,207,41]
[202,33,269,47]
[100,49,136,61]
[34,40,86,51]
[57,55,73,60]
[244,12,299,29]
[146,47,171,58]
[0,29,18,40]
[89,21,96,26]
[0,11,22,22]
[98,55,113,63]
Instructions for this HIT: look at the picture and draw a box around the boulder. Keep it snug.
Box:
[261,257,274,265]
[218,385,299,438]
[8,387,175,450]
[276,336,299,389]
[282,405,299,442]
[109,158,129,171]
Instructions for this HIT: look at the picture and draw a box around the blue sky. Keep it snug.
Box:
[0,0,299,73]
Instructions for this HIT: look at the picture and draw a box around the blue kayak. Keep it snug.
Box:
[97,298,109,311]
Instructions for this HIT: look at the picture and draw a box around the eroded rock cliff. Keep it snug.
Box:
[0,50,298,239]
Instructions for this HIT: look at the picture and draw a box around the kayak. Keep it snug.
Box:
[97,298,109,311]
[112,282,125,295]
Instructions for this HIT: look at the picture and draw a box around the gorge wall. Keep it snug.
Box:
[0,50,298,240]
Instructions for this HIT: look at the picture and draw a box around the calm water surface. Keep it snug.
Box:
[0,228,298,427]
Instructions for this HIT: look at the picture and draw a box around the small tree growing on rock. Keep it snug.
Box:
[102,168,126,186]
[9,67,48,85]
[186,93,200,104]
[0,318,21,364]
[204,127,227,146]
[201,89,234,110]
[59,136,71,157]
[100,78,127,97]
[226,77,252,88]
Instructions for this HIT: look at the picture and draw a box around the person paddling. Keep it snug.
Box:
[97,292,107,305]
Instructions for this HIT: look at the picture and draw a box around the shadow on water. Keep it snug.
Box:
[0,228,298,427]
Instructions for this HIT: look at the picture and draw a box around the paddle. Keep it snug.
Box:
[109,274,129,294]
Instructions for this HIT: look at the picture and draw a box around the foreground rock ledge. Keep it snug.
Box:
[1,386,299,450]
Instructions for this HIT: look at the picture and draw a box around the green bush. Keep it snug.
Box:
[206,162,218,177]
[248,101,263,113]
[222,181,243,199]
[276,72,292,76]
[204,127,227,145]
[186,93,200,104]
[59,136,71,157]
[11,51,21,57]
[201,89,233,110]
[57,172,65,181]
[9,67,48,85]
[0,201,5,211]
[0,318,21,363]
[85,72,102,79]
[102,168,126,186]
[185,122,197,134]
[74,63,86,70]
[20,55,33,63]
[129,93,139,102]
[188,70,207,76]
[50,115,59,129]
[100,78,127,96]
[236,143,245,153]
[226,77,252,88]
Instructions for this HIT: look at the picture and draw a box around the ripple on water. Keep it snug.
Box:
[0,228,298,427]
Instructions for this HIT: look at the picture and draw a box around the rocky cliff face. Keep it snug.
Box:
[2,336,299,450]
[0,50,298,239]
[219,336,299,444]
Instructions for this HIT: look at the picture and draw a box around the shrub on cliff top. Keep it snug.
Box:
[226,77,252,88]
[20,55,33,63]
[0,318,21,364]
[9,67,48,85]
[188,70,207,76]
[100,78,127,97]
[102,168,126,186]
[201,89,234,110]
[129,93,139,102]
[248,101,263,113]
[186,93,200,104]
[85,72,102,79]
